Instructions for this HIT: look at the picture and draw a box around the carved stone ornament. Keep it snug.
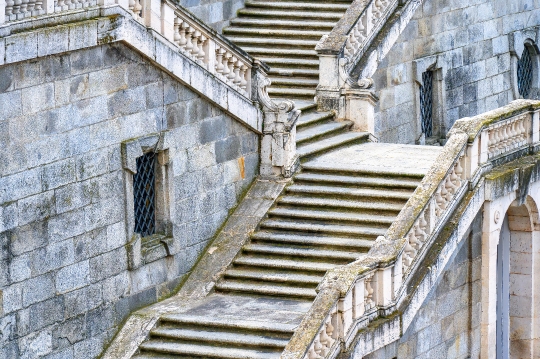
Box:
[357,77,374,89]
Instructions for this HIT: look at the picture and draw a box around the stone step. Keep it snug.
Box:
[270,77,320,89]
[293,172,421,189]
[240,47,318,57]
[296,132,370,159]
[296,111,334,128]
[267,87,316,98]
[276,196,403,213]
[258,58,319,67]
[227,36,319,48]
[224,268,323,285]
[251,231,373,250]
[232,256,336,272]
[296,121,351,144]
[216,280,317,298]
[230,18,336,30]
[237,9,344,21]
[159,314,296,334]
[242,243,360,261]
[244,1,350,11]
[267,67,319,77]
[267,208,395,225]
[292,100,317,112]
[223,27,327,40]
[139,341,281,359]
[150,327,289,348]
[286,184,412,200]
[259,219,386,237]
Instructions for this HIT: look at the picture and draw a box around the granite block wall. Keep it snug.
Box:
[0,43,259,358]
[362,213,483,359]
[372,0,540,144]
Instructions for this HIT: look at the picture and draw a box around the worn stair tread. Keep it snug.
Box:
[267,67,319,76]
[242,243,360,260]
[258,58,320,67]
[230,18,337,29]
[245,1,350,11]
[296,121,351,143]
[296,132,370,158]
[286,184,412,199]
[139,341,280,359]
[251,231,374,249]
[293,172,421,188]
[267,89,316,98]
[296,111,334,127]
[224,268,323,284]
[277,195,404,212]
[240,47,318,57]
[259,219,386,236]
[160,314,296,333]
[216,280,318,298]
[270,78,320,89]
[150,327,288,348]
[237,9,345,19]
[233,256,337,271]
[224,28,327,39]
[268,208,395,224]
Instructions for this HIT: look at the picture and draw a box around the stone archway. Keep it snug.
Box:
[495,198,539,358]
[482,194,540,359]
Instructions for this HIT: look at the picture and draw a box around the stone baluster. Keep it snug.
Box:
[12,0,21,18]
[518,118,526,143]
[6,0,14,17]
[184,26,194,53]
[239,64,248,90]
[26,0,35,15]
[221,52,231,78]
[19,0,28,17]
[198,34,207,65]
[215,47,225,75]
[364,273,375,310]
[227,55,236,82]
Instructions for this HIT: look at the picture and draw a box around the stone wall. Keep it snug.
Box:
[372,0,540,144]
[0,43,259,358]
[179,0,244,32]
[361,213,483,359]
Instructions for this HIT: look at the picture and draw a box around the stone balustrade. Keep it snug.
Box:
[0,0,253,100]
[281,100,540,359]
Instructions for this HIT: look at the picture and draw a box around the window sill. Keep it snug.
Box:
[126,233,174,270]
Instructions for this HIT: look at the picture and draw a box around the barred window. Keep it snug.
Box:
[517,47,533,99]
[133,151,156,237]
[420,70,434,138]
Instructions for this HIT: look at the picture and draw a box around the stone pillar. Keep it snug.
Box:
[316,53,342,113]
[344,88,378,134]
[254,66,301,178]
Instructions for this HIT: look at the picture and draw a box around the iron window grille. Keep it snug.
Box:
[517,47,533,99]
[133,151,156,237]
[420,70,434,138]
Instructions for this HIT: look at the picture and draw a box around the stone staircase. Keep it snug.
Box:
[223,0,352,100]
[294,101,370,161]
[132,143,441,358]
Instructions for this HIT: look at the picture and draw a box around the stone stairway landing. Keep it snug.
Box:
[224,0,353,100]
[132,143,442,359]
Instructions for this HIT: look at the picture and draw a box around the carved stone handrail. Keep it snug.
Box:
[315,0,399,86]
[280,99,540,359]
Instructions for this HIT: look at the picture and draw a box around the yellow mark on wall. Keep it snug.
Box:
[238,157,245,179]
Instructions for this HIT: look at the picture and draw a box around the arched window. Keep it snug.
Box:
[517,46,534,99]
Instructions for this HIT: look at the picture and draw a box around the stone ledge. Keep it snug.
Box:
[0,5,263,133]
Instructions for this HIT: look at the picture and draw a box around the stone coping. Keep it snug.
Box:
[0,4,264,132]
[450,99,540,142]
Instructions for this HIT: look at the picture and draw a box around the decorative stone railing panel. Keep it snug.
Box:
[281,100,540,359]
